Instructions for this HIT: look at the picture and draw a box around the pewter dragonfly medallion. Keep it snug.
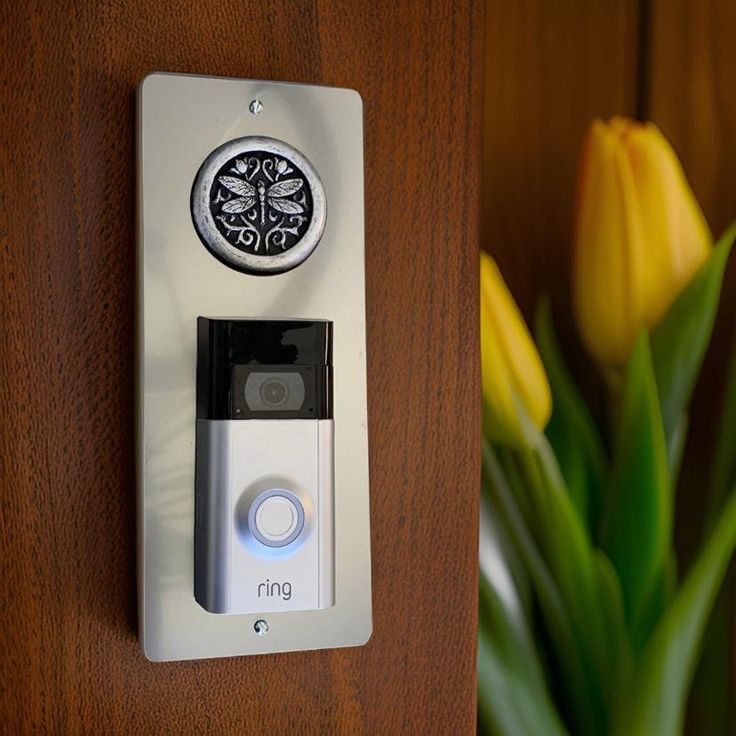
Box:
[213,152,312,253]
[191,137,326,275]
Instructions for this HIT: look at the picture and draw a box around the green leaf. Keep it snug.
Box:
[706,338,736,534]
[535,297,607,531]
[480,490,534,633]
[482,440,604,735]
[601,333,671,648]
[496,445,535,537]
[628,551,677,658]
[591,551,632,713]
[477,571,568,736]
[651,224,736,452]
[687,568,735,736]
[613,490,736,736]
[666,412,689,487]
[523,436,630,712]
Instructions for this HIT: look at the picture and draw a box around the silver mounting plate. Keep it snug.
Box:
[136,72,371,661]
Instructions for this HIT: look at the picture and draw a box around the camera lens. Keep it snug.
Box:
[244,371,306,412]
[259,378,289,408]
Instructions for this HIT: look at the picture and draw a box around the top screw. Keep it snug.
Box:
[249,99,264,116]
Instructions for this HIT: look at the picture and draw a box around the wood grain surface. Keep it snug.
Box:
[649,0,736,558]
[649,2,736,730]
[482,0,640,397]
[0,2,482,734]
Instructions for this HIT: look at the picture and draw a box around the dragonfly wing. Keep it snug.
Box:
[218,176,256,197]
[267,178,303,197]
[221,196,256,214]
[268,198,304,215]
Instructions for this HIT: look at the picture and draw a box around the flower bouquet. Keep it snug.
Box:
[478,118,736,735]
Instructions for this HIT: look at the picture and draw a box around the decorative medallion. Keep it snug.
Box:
[191,137,326,275]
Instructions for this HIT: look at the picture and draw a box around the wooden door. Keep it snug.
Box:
[0,2,481,733]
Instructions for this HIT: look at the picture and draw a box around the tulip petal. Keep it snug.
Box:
[573,118,712,369]
[574,121,649,367]
[623,123,711,328]
[481,278,522,445]
[481,252,552,446]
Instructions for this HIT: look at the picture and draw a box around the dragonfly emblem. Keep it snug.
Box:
[218,175,305,226]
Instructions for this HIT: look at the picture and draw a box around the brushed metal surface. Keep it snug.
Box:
[194,419,334,615]
[137,72,370,661]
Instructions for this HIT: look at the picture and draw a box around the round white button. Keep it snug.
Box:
[248,489,305,548]
[255,496,298,541]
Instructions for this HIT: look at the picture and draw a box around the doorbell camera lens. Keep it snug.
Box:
[245,372,305,411]
[260,378,289,408]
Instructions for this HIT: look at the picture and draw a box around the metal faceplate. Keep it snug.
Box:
[137,73,371,661]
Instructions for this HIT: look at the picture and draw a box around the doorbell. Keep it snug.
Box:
[137,73,371,661]
[194,318,335,614]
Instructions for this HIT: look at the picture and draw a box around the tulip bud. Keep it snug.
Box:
[573,118,712,368]
[481,252,552,446]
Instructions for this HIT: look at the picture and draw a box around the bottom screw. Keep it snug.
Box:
[254,619,269,636]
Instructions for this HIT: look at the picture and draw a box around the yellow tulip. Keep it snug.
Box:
[480,251,552,446]
[573,117,712,368]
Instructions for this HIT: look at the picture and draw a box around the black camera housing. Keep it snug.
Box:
[197,318,333,420]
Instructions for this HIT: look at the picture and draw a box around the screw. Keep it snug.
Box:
[254,619,269,635]
[249,99,264,116]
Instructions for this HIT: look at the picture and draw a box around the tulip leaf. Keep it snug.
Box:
[651,224,736,454]
[613,489,736,736]
[477,571,568,736]
[630,550,677,654]
[495,444,535,534]
[601,333,671,643]
[535,297,607,532]
[482,440,604,735]
[523,437,629,710]
[691,341,736,734]
[688,568,735,736]
[480,490,534,627]
[667,412,689,487]
[705,338,736,533]
[591,550,632,712]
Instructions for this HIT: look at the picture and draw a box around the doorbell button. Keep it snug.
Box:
[256,497,297,540]
[191,136,327,276]
[248,489,305,548]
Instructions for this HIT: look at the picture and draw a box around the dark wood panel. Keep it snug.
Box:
[648,2,736,731]
[482,0,640,375]
[0,2,482,734]
[648,0,736,502]
[650,0,736,238]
